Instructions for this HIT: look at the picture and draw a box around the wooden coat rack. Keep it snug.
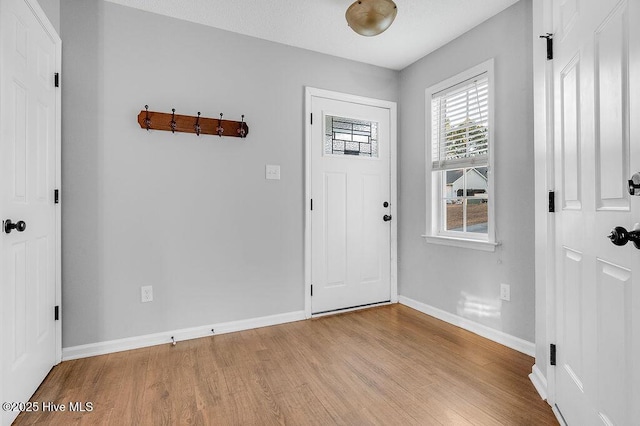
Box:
[137,106,248,138]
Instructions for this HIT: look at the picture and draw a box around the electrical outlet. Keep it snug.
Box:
[500,283,511,302]
[141,285,153,303]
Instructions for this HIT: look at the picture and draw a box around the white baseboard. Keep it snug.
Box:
[399,296,535,357]
[62,310,306,361]
[529,364,548,400]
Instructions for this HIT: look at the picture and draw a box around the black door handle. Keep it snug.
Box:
[4,219,26,234]
[383,214,392,222]
[607,225,640,249]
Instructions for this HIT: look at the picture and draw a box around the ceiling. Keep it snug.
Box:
[106,0,520,70]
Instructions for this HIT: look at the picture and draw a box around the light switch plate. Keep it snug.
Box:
[141,285,153,303]
[500,283,511,301]
[266,165,281,180]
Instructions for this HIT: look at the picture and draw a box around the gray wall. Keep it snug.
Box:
[60,0,398,347]
[398,0,535,341]
[36,0,60,34]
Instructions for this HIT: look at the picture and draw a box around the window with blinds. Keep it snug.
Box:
[431,73,489,171]
[425,60,496,250]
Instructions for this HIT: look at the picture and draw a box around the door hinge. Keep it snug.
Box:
[539,33,553,60]
[311,285,313,296]
[550,343,556,366]
[54,72,60,88]
[54,189,59,204]
[548,191,555,213]
[310,199,313,211]
[310,113,313,125]
[54,305,60,321]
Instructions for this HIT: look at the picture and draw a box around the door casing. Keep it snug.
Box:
[532,0,558,412]
[304,87,398,318]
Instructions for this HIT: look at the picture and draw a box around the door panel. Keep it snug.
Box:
[561,247,583,379]
[324,172,347,288]
[11,242,28,361]
[361,174,382,283]
[595,259,631,425]
[12,82,28,201]
[310,96,392,314]
[36,102,51,202]
[560,55,581,210]
[594,2,629,209]
[37,235,51,339]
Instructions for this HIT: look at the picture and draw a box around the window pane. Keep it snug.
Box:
[324,115,379,158]
[445,200,464,231]
[466,198,488,234]
[442,168,488,234]
[443,169,464,231]
[466,167,488,198]
[444,169,464,198]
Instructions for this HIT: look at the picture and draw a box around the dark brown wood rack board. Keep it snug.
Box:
[137,109,248,138]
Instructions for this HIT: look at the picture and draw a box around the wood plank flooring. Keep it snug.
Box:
[14,304,557,425]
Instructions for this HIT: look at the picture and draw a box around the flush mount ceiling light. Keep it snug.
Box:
[345,0,398,37]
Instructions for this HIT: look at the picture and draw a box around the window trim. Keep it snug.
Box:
[423,59,497,251]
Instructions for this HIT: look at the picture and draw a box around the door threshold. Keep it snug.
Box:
[311,300,393,318]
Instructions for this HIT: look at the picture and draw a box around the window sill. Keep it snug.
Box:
[422,235,499,252]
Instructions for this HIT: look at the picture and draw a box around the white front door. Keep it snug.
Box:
[308,90,395,314]
[0,0,61,424]
[552,0,640,424]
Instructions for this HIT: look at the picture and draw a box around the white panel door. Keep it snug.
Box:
[552,0,640,424]
[310,95,392,314]
[0,0,60,424]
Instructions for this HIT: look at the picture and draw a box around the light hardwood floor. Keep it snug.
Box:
[14,304,557,425]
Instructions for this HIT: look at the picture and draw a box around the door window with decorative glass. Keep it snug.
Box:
[325,115,378,158]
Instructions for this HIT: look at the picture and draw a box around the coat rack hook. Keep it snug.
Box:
[170,108,177,133]
[144,105,151,131]
[237,114,246,138]
[194,112,201,136]
[216,113,224,137]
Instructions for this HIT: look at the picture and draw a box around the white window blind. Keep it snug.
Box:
[431,73,489,171]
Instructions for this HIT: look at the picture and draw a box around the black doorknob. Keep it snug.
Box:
[608,226,640,249]
[383,214,392,222]
[608,226,629,246]
[4,219,26,234]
